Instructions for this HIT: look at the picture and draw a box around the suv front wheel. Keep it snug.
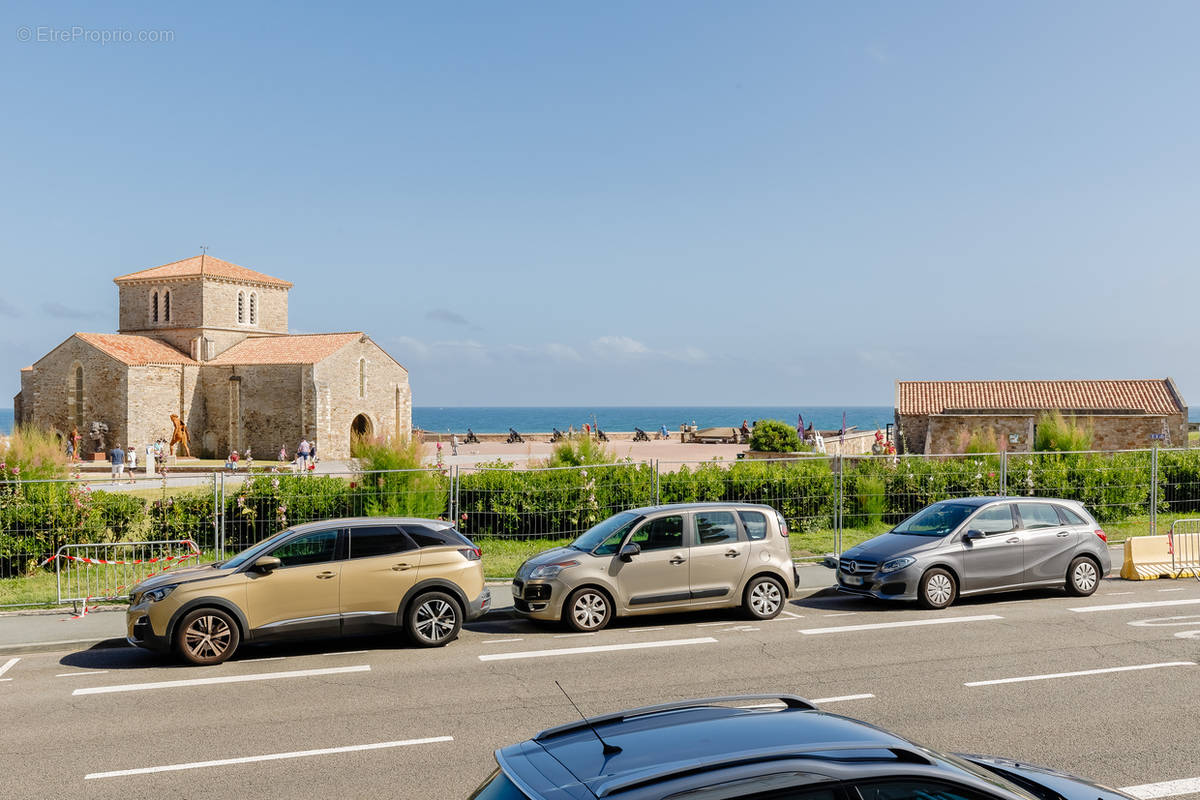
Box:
[918,568,957,610]
[175,607,240,665]
[407,591,463,647]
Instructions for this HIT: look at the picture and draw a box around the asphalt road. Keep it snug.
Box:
[3,578,1199,799]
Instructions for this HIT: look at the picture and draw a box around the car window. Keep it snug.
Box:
[592,520,638,556]
[468,769,532,800]
[664,776,836,799]
[891,503,975,537]
[270,530,338,567]
[629,515,684,551]
[405,524,473,548]
[854,778,998,800]
[695,510,741,546]
[739,510,769,541]
[350,526,416,559]
[970,505,1015,535]
[1056,505,1088,526]
[1017,503,1060,530]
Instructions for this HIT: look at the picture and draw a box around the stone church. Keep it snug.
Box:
[13,255,412,460]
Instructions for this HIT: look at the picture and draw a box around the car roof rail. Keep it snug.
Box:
[592,744,934,797]
[534,695,817,741]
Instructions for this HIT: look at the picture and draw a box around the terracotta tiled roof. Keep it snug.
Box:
[206,333,363,365]
[113,255,292,288]
[74,333,197,366]
[896,380,1185,416]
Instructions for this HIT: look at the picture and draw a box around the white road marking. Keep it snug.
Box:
[800,615,1003,635]
[0,658,19,678]
[480,638,524,644]
[822,612,856,617]
[1120,776,1200,798]
[479,637,718,662]
[0,678,11,682]
[720,626,760,632]
[696,621,733,627]
[74,664,371,696]
[56,671,109,678]
[1157,588,1187,593]
[965,661,1196,687]
[1128,615,1200,627]
[321,650,368,656]
[813,693,875,704]
[1106,591,1133,596]
[636,627,666,632]
[242,657,287,663]
[781,610,804,618]
[553,632,596,639]
[1071,599,1200,613]
[84,735,452,780]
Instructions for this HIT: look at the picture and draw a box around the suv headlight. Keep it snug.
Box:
[529,561,579,580]
[880,557,915,573]
[143,585,178,603]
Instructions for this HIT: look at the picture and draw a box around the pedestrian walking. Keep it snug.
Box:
[126,444,137,481]
[146,442,157,476]
[70,427,81,461]
[278,445,288,463]
[298,438,311,468]
[451,433,459,456]
[66,438,75,460]
[109,444,125,481]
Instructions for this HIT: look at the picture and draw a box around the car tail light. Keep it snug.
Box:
[1094,529,1107,543]
[458,547,482,561]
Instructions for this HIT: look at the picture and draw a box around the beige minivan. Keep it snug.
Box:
[126,517,489,665]
[513,503,799,631]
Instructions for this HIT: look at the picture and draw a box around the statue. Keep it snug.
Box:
[169,413,192,458]
[89,421,109,453]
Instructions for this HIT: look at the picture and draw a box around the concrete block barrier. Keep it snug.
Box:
[1120,535,1199,580]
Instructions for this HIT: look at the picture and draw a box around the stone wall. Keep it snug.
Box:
[312,336,411,458]
[926,415,1034,454]
[911,412,1187,454]
[199,279,288,335]
[20,338,130,457]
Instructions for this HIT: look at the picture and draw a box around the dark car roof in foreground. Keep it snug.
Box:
[493,696,1033,800]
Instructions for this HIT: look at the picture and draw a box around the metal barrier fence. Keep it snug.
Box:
[1168,519,1200,580]
[0,446,1195,605]
[50,539,200,604]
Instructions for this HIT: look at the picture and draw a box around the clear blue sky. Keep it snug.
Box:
[2,1,1196,407]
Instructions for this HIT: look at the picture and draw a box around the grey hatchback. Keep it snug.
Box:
[835,496,1111,609]
[469,694,1133,799]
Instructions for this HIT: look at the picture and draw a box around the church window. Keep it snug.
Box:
[249,292,258,325]
[359,358,366,398]
[163,290,171,322]
[74,366,84,429]
[237,291,245,324]
[151,291,159,323]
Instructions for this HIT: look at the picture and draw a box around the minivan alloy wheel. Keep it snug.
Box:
[745,577,784,619]
[566,588,611,632]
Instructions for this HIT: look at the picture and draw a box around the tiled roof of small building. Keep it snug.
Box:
[113,255,293,288]
[74,333,198,366]
[896,380,1185,416]
[206,333,364,365]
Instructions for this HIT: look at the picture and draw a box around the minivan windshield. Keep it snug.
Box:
[570,511,639,554]
[890,502,975,537]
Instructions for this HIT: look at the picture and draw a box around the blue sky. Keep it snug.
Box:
[2,1,1196,407]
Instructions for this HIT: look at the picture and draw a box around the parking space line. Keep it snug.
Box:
[781,610,804,618]
[965,661,1196,687]
[321,650,368,656]
[242,657,287,663]
[822,613,856,617]
[56,671,109,678]
[0,658,19,678]
[813,693,875,704]
[84,735,453,780]
[1106,592,1134,596]
[1157,588,1186,593]
[553,632,596,639]
[73,664,371,696]
[1120,776,1200,799]
[479,637,717,662]
[800,615,1002,635]
[696,621,732,627]
[480,638,524,644]
[1070,599,1200,613]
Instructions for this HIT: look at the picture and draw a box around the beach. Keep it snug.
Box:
[422,435,748,469]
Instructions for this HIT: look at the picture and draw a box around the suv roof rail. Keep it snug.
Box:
[593,744,934,797]
[534,695,817,742]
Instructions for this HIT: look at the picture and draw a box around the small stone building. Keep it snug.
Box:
[13,255,412,459]
[895,379,1188,454]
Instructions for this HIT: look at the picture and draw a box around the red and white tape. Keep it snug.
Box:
[43,541,201,618]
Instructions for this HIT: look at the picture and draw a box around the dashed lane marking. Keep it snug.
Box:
[478,637,718,662]
[480,638,524,644]
[0,658,19,679]
[321,650,368,656]
[84,735,453,780]
[1158,588,1187,593]
[800,615,1002,635]
[1070,599,1200,613]
[822,613,856,617]
[781,610,804,618]
[56,671,109,678]
[965,661,1196,687]
[553,632,596,639]
[73,664,371,696]
[1120,776,1200,798]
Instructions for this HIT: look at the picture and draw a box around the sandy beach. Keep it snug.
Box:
[422,437,748,469]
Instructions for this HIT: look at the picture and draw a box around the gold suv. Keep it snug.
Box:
[126,517,490,665]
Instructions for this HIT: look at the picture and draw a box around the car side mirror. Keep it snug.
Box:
[618,543,641,562]
[253,555,282,573]
[964,529,984,541]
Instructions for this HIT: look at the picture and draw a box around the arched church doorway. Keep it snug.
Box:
[351,413,373,444]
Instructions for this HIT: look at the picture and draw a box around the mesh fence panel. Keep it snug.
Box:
[1001,450,1153,524]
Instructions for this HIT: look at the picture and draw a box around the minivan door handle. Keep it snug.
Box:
[1056,531,1070,538]
[669,556,687,565]
[1005,537,1020,544]
[315,571,336,579]
[724,550,740,558]
[392,562,414,571]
